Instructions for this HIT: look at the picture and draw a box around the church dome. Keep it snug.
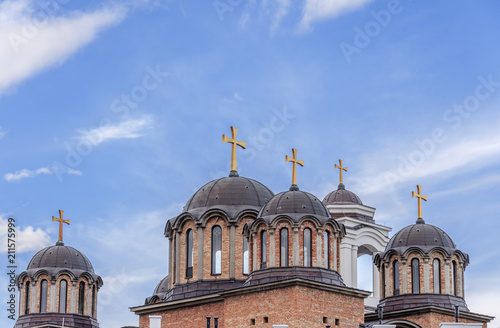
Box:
[259,186,331,222]
[183,172,274,212]
[27,243,95,274]
[385,218,456,254]
[323,183,363,205]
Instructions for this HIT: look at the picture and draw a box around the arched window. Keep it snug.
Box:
[303,228,312,266]
[411,258,420,294]
[24,281,30,315]
[40,279,48,313]
[186,229,193,278]
[261,230,267,269]
[323,231,330,269]
[212,226,222,275]
[452,261,458,296]
[59,280,67,313]
[243,236,249,274]
[91,285,96,317]
[433,259,441,294]
[280,228,289,267]
[393,260,400,295]
[78,281,85,315]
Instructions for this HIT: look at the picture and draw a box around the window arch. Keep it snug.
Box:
[323,231,330,269]
[212,226,222,275]
[433,258,441,294]
[303,228,312,266]
[186,229,193,278]
[280,228,289,267]
[452,260,458,296]
[411,258,420,294]
[59,280,67,313]
[24,281,30,315]
[40,279,48,313]
[261,230,267,269]
[78,281,85,315]
[393,260,400,295]
[243,236,249,274]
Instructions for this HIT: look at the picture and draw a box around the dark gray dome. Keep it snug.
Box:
[323,183,362,205]
[259,188,330,219]
[183,173,274,211]
[385,218,456,253]
[27,243,95,273]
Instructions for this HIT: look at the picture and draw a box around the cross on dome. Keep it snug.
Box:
[334,159,347,185]
[52,209,70,245]
[412,185,427,220]
[285,148,304,190]
[222,126,246,175]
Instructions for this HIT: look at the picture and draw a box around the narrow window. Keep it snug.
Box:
[323,231,330,269]
[411,258,420,294]
[212,226,222,274]
[78,281,85,315]
[243,236,249,274]
[381,264,386,298]
[59,280,67,313]
[261,230,267,269]
[303,228,312,266]
[24,281,30,314]
[433,258,441,294]
[91,285,96,317]
[452,261,458,296]
[280,228,289,267]
[214,317,219,328]
[40,279,48,313]
[206,317,211,328]
[186,229,193,278]
[393,260,400,295]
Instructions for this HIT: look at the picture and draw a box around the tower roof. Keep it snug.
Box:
[322,183,363,205]
[27,243,95,273]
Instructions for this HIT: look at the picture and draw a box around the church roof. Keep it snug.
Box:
[323,183,363,205]
[27,243,95,273]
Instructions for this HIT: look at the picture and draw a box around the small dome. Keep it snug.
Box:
[385,218,456,253]
[323,183,363,205]
[183,172,274,212]
[27,243,95,273]
[259,187,330,219]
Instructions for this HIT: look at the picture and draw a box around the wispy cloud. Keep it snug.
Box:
[263,0,290,35]
[0,0,127,96]
[74,117,154,146]
[298,0,374,33]
[4,166,82,182]
[0,215,51,253]
[0,126,6,139]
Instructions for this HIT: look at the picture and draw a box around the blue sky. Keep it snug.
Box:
[1,0,500,327]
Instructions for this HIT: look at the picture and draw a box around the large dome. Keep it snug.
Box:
[27,243,95,273]
[183,173,274,212]
[259,187,331,222]
[385,218,456,254]
[323,183,362,205]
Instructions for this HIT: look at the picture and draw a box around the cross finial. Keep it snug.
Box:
[412,185,427,220]
[52,210,70,244]
[334,159,347,185]
[222,126,246,174]
[285,148,304,189]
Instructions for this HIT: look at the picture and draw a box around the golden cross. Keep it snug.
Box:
[334,159,347,184]
[412,185,427,219]
[285,148,304,186]
[222,126,246,172]
[52,210,70,243]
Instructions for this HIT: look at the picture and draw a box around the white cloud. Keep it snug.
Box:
[0,216,51,253]
[0,0,127,96]
[0,126,6,139]
[4,165,82,182]
[263,0,290,35]
[298,0,374,32]
[74,117,154,146]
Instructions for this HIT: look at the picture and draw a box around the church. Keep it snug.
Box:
[14,127,494,328]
